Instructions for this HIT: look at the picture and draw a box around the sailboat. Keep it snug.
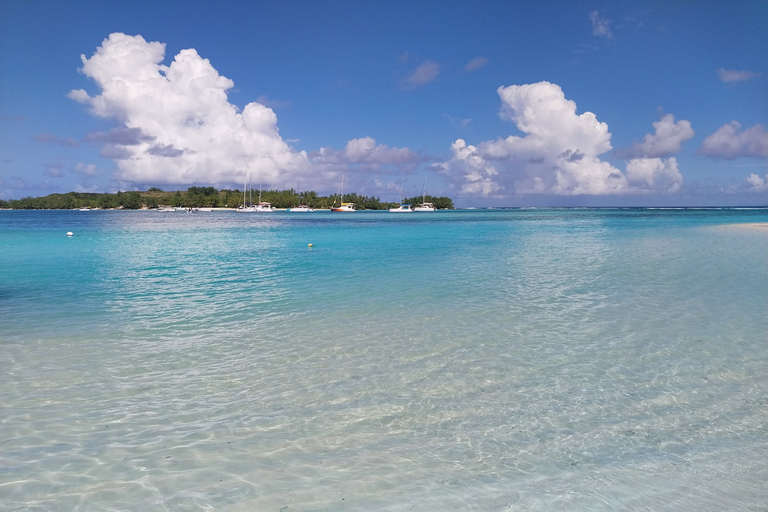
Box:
[238,175,253,211]
[239,173,274,212]
[413,177,436,212]
[389,177,413,212]
[288,179,314,212]
[331,175,355,212]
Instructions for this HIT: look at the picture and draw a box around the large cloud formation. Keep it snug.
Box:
[439,82,683,196]
[69,33,309,188]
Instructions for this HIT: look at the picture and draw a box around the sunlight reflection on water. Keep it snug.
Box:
[1,209,766,510]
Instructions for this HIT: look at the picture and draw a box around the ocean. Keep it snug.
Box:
[1,208,766,511]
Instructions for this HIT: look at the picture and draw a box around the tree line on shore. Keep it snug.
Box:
[0,187,455,210]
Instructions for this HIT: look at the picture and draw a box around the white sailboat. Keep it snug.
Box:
[413,177,436,211]
[331,175,355,212]
[288,180,314,212]
[239,173,274,212]
[389,177,413,213]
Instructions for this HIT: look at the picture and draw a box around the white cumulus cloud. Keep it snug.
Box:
[69,33,308,188]
[73,163,101,176]
[745,173,768,192]
[313,136,422,169]
[439,81,683,196]
[443,139,501,195]
[699,122,767,159]
[626,157,682,193]
[615,113,694,159]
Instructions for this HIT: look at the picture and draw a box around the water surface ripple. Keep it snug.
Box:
[1,209,766,511]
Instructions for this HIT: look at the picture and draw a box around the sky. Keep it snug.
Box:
[1,0,766,207]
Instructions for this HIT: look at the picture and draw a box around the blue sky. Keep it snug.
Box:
[1,0,766,207]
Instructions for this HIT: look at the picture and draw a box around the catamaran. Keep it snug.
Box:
[389,177,413,212]
[288,180,314,212]
[239,173,274,212]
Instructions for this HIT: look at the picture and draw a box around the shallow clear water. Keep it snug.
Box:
[1,209,766,511]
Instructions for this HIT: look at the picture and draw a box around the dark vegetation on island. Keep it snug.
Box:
[0,187,455,210]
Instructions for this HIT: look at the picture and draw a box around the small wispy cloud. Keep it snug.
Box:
[403,60,440,89]
[74,183,102,193]
[73,163,102,176]
[443,113,472,128]
[398,51,410,63]
[333,79,351,88]
[589,11,613,39]
[44,163,66,177]
[717,68,759,83]
[1,114,26,123]
[86,127,152,145]
[256,95,291,109]
[464,57,489,72]
[34,133,79,147]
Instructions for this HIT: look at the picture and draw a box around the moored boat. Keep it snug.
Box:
[288,180,314,211]
[331,202,355,212]
[239,173,275,212]
[389,177,413,212]
[288,205,314,212]
[413,178,436,211]
[331,175,356,212]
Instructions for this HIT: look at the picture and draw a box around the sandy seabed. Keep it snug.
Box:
[730,222,768,231]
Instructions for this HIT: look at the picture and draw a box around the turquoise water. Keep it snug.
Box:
[1,208,766,511]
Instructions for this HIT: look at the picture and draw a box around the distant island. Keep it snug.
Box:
[0,187,455,210]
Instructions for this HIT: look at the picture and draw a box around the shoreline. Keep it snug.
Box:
[1,206,766,212]
[725,222,768,231]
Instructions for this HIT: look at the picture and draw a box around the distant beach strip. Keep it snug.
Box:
[726,222,768,231]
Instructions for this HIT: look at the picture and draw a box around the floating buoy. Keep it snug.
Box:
[308,243,314,247]
[66,232,73,237]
